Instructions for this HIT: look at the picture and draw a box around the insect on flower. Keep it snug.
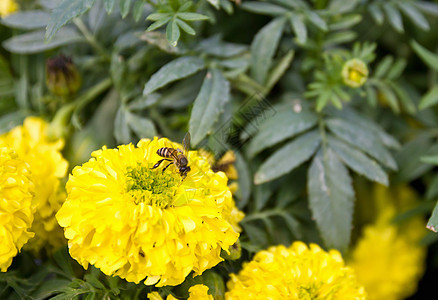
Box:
[152,132,191,180]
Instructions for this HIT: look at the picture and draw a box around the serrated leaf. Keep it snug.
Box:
[308,148,354,250]
[3,28,83,54]
[411,40,438,72]
[1,10,50,29]
[398,2,429,31]
[289,14,307,44]
[46,0,96,41]
[247,108,317,157]
[250,17,286,84]
[143,56,205,95]
[420,86,438,110]
[328,136,388,185]
[254,130,320,184]
[383,2,404,33]
[189,69,230,146]
[326,118,397,170]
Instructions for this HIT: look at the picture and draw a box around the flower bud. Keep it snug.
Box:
[221,240,242,260]
[342,58,368,88]
[46,55,81,97]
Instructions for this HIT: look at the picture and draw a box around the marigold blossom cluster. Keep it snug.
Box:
[57,137,243,286]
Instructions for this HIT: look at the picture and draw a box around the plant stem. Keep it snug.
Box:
[73,19,110,61]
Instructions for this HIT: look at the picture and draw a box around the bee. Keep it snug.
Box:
[152,132,191,180]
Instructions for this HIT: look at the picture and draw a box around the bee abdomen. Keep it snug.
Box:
[157,147,175,158]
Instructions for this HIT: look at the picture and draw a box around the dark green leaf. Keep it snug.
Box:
[328,136,388,185]
[254,130,320,184]
[308,148,354,250]
[189,69,230,146]
[289,14,307,44]
[146,16,172,32]
[247,108,317,157]
[383,3,404,32]
[196,35,248,58]
[114,106,133,143]
[126,112,157,139]
[1,10,50,29]
[326,118,397,170]
[411,40,438,72]
[119,0,132,18]
[104,0,116,14]
[241,2,288,16]
[420,155,438,165]
[177,12,209,21]
[143,56,205,95]
[368,4,384,24]
[305,10,328,31]
[176,19,195,35]
[250,17,286,84]
[427,202,438,233]
[46,0,96,41]
[374,56,394,78]
[3,28,83,54]
[426,176,438,200]
[265,50,294,92]
[132,0,145,22]
[398,2,429,31]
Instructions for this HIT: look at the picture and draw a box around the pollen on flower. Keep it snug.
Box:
[56,137,243,287]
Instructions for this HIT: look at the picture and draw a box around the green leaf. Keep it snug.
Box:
[1,10,50,29]
[126,112,157,139]
[247,108,317,157]
[420,86,438,109]
[177,12,209,21]
[426,176,438,200]
[250,17,286,84]
[189,69,230,146]
[147,13,171,21]
[398,2,429,31]
[254,130,320,184]
[420,155,438,165]
[378,82,400,113]
[305,10,328,31]
[326,118,398,170]
[289,14,307,44]
[241,2,288,16]
[119,0,132,18]
[176,19,195,35]
[132,0,145,22]
[328,136,388,185]
[46,0,96,41]
[104,0,116,14]
[146,16,172,31]
[143,56,205,95]
[308,148,354,250]
[265,50,294,92]
[427,202,438,232]
[411,40,438,72]
[374,56,394,78]
[196,35,248,58]
[368,4,384,24]
[383,2,404,32]
[166,18,180,46]
[3,28,83,54]
[114,106,133,143]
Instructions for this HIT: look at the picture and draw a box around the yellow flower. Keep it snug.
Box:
[0,117,68,254]
[0,0,18,17]
[349,184,426,300]
[147,284,213,300]
[57,137,242,287]
[342,58,368,88]
[0,148,34,271]
[226,241,367,300]
[199,149,244,233]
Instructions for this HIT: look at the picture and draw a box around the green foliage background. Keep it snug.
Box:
[2,0,438,298]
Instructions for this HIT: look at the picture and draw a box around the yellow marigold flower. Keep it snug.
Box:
[0,117,68,254]
[0,148,34,271]
[342,58,368,88]
[57,137,241,287]
[0,0,18,17]
[225,241,367,300]
[349,184,426,300]
[147,284,212,300]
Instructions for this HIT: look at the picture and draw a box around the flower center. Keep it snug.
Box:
[125,163,178,207]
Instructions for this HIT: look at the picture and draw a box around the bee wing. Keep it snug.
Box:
[183,132,191,156]
[163,139,178,160]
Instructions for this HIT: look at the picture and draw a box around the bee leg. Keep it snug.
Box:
[151,159,172,169]
[162,162,174,173]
